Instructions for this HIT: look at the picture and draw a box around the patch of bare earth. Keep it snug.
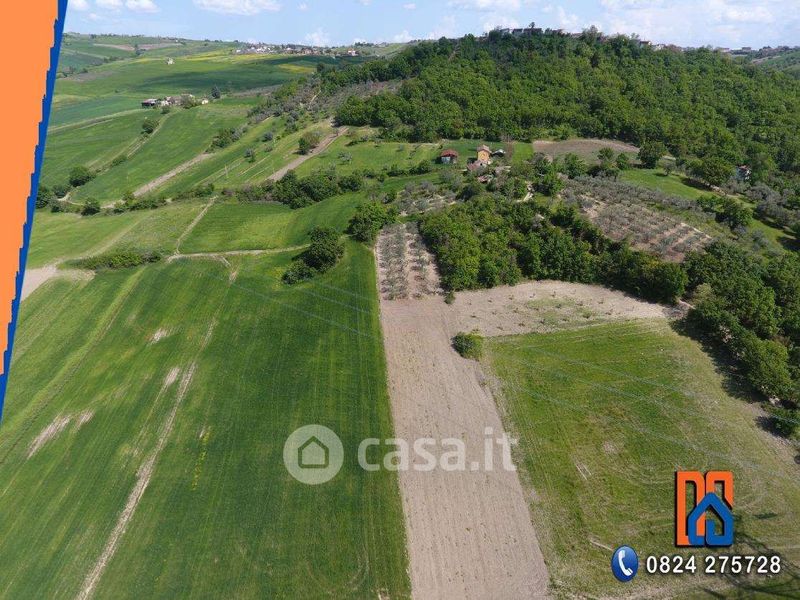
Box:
[21,266,94,302]
[377,237,550,598]
[27,410,95,458]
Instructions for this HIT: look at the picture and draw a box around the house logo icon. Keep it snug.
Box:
[675,471,734,547]
[298,436,329,469]
[283,425,343,485]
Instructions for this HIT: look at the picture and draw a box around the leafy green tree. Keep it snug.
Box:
[616,153,631,170]
[36,184,54,209]
[141,117,158,135]
[68,165,95,187]
[717,197,752,229]
[348,203,396,243]
[638,140,667,168]
[303,227,344,272]
[560,153,587,178]
[211,85,222,99]
[693,155,732,186]
[81,198,101,216]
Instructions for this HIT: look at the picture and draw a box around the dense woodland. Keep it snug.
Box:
[325,31,800,189]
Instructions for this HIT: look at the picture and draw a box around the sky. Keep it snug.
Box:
[65,0,800,49]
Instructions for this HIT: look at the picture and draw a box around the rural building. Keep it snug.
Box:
[141,99,158,108]
[736,165,752,181]
[477,144,491,163]
[439,149,459,164]
[167,58,174,65]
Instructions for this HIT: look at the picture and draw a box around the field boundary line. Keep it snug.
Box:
[175,199,215,254]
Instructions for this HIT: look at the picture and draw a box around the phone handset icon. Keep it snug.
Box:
[617,549,633,577]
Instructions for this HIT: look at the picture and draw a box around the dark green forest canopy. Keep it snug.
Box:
[323,32,800,183]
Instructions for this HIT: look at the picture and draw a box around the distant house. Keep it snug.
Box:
[736,165,752,182]
[141,99,158,108]
[476,144,491,163]
[439,149,459,164]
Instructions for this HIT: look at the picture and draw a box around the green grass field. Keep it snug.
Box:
[55,51,325,98]
[180,194,362,253]
[1,241,410,598]
[485,321,800,597]
[27,204,205,267]
[41,112,146,187]
[68,104,247,203]
[621,168,709,200]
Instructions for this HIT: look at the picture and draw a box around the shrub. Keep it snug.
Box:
[304,226,344,272]
[142,117,158,135]
[452,331,483,360]
[73,250,162,270]
[110,154,128,167]
[282,260,316,284]
[767,406,799,438]
[52,183,71,198]
[81,198,101,216]
[348,202,396,243]
[638,140,667,168]
[298,130,322,155]
[68,165,95,187]
[36,184,54,209]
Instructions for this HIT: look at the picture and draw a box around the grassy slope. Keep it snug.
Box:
[486,321,800,597]
[69,104,246,203]
[41,112,145,187]
[180,194,361,253]
[158,120,332,195]
[27,204,204,267]
[1,243,409,599]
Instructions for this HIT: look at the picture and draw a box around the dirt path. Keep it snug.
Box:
[21,266,93,301]
[134,152,211,197]
[167,245,308,264]
[267,127,346,181]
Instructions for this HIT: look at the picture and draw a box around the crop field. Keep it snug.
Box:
[27,204,205,268]
[68,104,247,203]
[49,97,144,127]
[159,120,331,195]
[41,112,146,187]
[180,194,362,253]
[1,237,409,598]
[485,321,800,598]
[55,51,329,98]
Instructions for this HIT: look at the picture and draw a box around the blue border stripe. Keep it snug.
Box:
[0,0,68,421]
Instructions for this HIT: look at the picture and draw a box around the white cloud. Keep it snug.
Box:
[555,6,579,30]
[597,0,798,47]
[357,0,371,5]
[448,0,522,11]
[402,2,416,8]
[71,0,90,10]
[298,2,308,9]
[126,0,159,12]
[88,12,103,20]
[305,27,330,46]
[482,14,519,31]
[428,15,458,39]
[193,0,281,15]
[393,30,413,42]
[96,0,123,8]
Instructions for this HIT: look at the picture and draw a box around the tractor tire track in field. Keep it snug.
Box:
[76,291,228,600]
[134,152,212,198]
[76,364,197,600]
[175,199,215,254]
[267,126,347,182]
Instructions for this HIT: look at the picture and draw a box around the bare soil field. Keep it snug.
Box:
[379,291,551,599]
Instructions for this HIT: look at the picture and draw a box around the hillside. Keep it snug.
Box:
[325,31,800,186]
